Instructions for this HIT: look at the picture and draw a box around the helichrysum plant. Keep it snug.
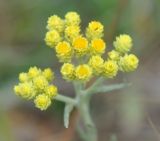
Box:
[14,11,139,141]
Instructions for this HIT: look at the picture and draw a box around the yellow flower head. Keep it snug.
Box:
[34,94,51,111]
[45,30,61,48]
[55,41,72,62]
[14,82,35,100]
[88,55,104,75]
[90,38,106,55]
[47,15,64,32]
[45,85,57,98]
[65,25,80,41]
[86,21,104,39]
[73,36,88,56]
[19,72,28,82]
[43,68,54,82]
[61,63,75,80]
[108,50,120,61]
[119,54,139,72]
[28,67,41,79]
[33,76,49,91]
[14,67,58,110]
[75,64,92,81]
[114,34,132,54]
[65,11,81,26]
[103,60,118,78]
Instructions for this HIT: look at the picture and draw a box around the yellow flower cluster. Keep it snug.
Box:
[44,11,139,82]
[45,11,106,62]
[14,67,58,110]
[111,34,139,73]
[61,63,92,81]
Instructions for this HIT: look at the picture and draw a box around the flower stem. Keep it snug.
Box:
[85,77,105,96]
[73,81,98,141]
[78,95,97,141]
[55,94,77,105]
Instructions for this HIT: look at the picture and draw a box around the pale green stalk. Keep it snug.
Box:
[55,94,77,105]
[77,91,97,141]
[54,78,131,141]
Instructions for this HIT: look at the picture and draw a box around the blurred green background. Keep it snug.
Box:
[0,0,160,141]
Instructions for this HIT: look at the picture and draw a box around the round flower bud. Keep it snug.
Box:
[75,64,92,81]
[90,38,106,55]
[65,25,80,41]
[86,21,104,39]
[88,55,104,75]
[45,30,61,48]
[103,60,118,78]
[47,15,64,32]
[114,34,132,54]
[33,76,48,91]
[34,94,51,110]
[45,85,57,98]
[28,67,41,79]
[65,11,80,25]
[14,82,35,100]
[43,68,54,82]
[73,36,88,56]
[61,63,75,80]
[119,54,139,72]
[19,72,28,82]
[108,50,120,61]
[55,41,72,62]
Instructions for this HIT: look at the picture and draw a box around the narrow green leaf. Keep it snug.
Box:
[87,83,131,96]
[95,83,131,94]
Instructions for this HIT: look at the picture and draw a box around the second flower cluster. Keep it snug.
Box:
[45,11,139,82]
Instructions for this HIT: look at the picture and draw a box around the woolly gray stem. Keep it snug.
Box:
[55,94,77,105]
[79,95,97,141]
[76,88,97,141]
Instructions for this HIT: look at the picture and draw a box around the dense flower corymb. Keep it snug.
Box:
[44,11,139,82]
[14,11,139,111]
[14,67,58,110]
